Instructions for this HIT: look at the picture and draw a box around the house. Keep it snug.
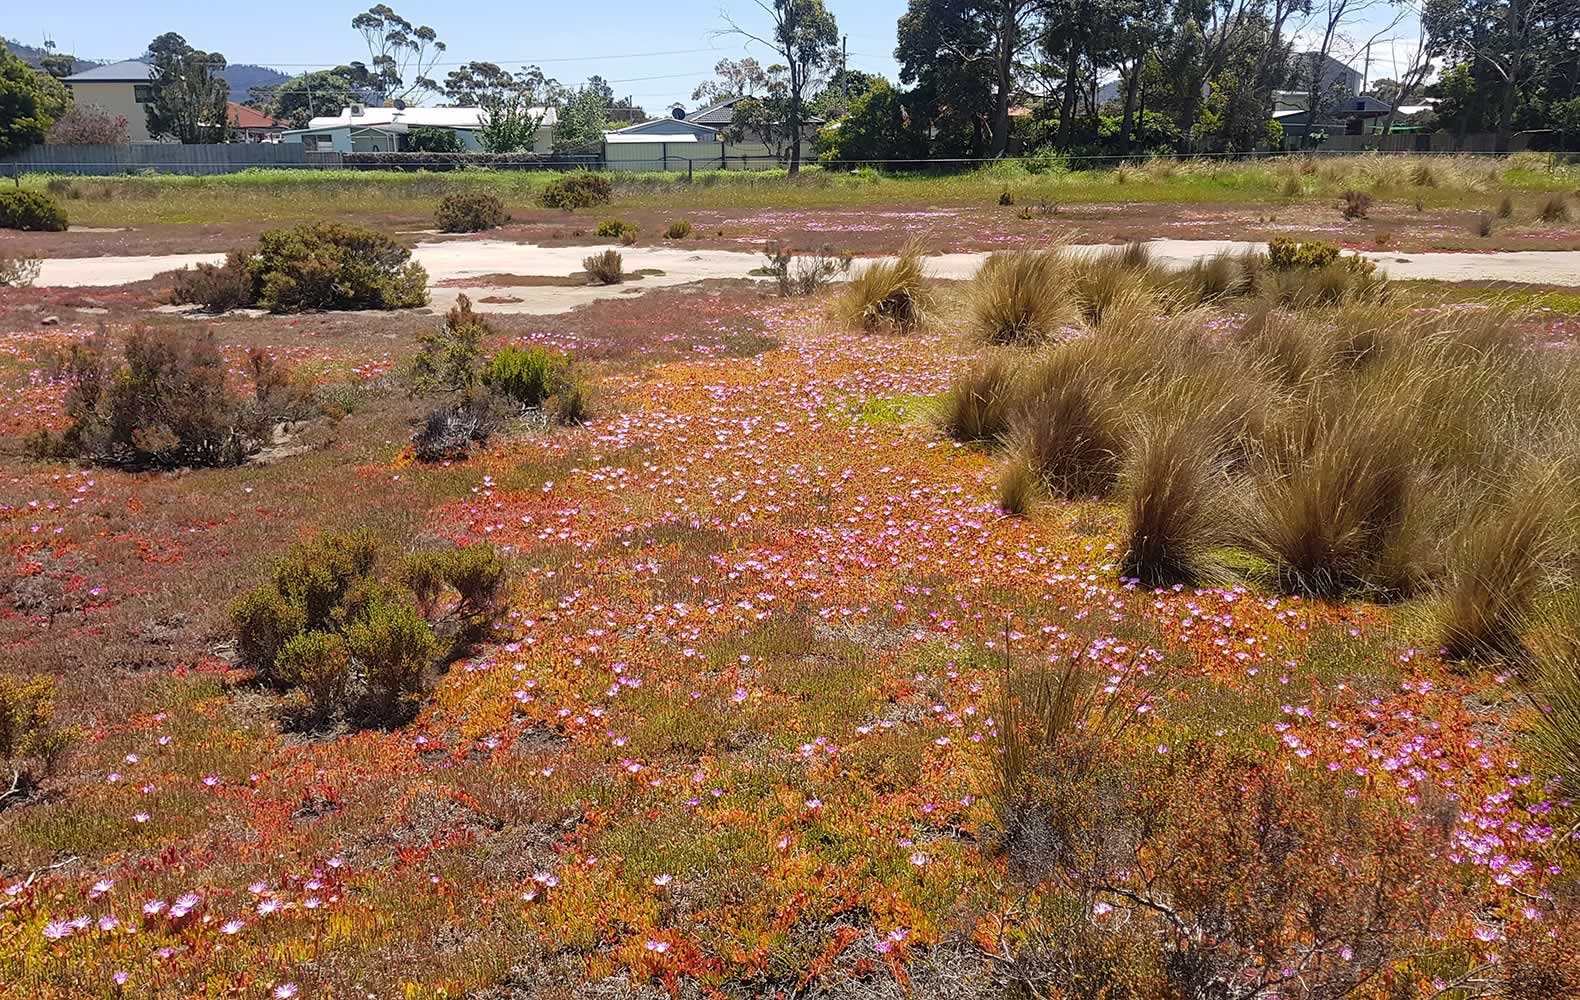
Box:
[279,104,558,153]
[601,97,819,172]
[62,60,158,142]
[1275,94,1393,142]
[604,113,722,171]
[1287,52,1363,99]
[227,103,284,143]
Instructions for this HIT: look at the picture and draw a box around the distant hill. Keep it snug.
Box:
[2,38,104,76]
[4,38,288,105]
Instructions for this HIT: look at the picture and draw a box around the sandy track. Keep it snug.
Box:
[32,240,1580,315]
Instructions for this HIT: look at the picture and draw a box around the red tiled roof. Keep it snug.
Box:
[227,102,283,129]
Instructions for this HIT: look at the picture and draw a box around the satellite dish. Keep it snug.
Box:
[394,99,407,110]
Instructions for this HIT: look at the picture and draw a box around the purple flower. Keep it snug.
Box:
[97,914,120,932]
[220,919,244,935]
[113,971,129,986]
[272,985,299,1000]
[42,921,72,942]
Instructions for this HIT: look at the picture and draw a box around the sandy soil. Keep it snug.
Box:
[29,239,1580,316]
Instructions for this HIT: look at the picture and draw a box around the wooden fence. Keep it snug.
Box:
[0,143,343,177]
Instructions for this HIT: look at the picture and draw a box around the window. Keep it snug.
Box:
[134,85,154,103]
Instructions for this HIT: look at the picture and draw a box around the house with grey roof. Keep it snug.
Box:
[62,61,159,142]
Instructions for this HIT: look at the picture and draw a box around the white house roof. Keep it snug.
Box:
[604,132,714,144]
[608,119,719,135]
[64,60,155,83]
[303,105,558,130]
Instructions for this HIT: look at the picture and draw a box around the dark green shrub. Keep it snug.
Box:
[539,170,612,210]
[435,191,510,233]
[412,294,490,396]
[169,251,257,312]
[551,376,590,426]
[409,126,464,153]
[0,190,67,231]
[344,597,437,716]
[664,220,693,240]
[248,223,428,313]
[483,345,563,407]
[1267,237,1341,270]
[231,586,309,676]
[595,219,638,242]
[229,531,504,725]
[0,675,77,797]
[275,631,351,716]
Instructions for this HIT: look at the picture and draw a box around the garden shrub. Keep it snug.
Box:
[538,171,612,210]
[664,220,693,240]
[594,219,638,242]
[435,191,510,233]
[169,251,257,312]
[229,530,505,725]
[249,223,428,313]
[0,252,41,288]
[274,631,351,718]
[0,675,77,801]
[1267,237,1341,270]
[343,597,438,718]
[412,294,490,396]
[483,345,563,408]
[584,249,624,285]
[0,190,67,231]
[54,327,269,469]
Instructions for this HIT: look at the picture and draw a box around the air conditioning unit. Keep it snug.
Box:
[350,104,365,117]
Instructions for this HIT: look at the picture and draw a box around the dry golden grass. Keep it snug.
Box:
[936,353,1023,442]
[837,245,931,333]
[966,249,1081,345]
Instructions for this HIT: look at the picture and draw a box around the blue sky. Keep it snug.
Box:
[7,1,912,109]
[9,1,1422,110]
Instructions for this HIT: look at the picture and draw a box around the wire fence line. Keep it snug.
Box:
[4,144,1577,179]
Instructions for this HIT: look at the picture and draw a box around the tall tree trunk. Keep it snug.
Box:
[991,0,1017,157]
[788,67,803,176]
[1120,63,1141,157]
[1056,38,1081,149]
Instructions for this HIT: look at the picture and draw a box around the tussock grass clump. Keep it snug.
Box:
[1539,194,1571,223]
[1438,477,1566,664]
[1005,350,1125,499]
[1498,195,1514,219]
[1120,414,1234,585]
[966,250,1079,345]
[1527,599,1580,780]
[1411,162,1439,188]
[1473,212,1494,238]
[1339,189,1374,220]
[664,220,693,240]
[837,247,930,333]
[938,354,1021,442]
[1067,244,1174,324]
[1244,403,1425,598]
[584,249,624,285]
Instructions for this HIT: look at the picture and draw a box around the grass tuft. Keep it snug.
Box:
[966,249,1079,346]
[837,246,931,333]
